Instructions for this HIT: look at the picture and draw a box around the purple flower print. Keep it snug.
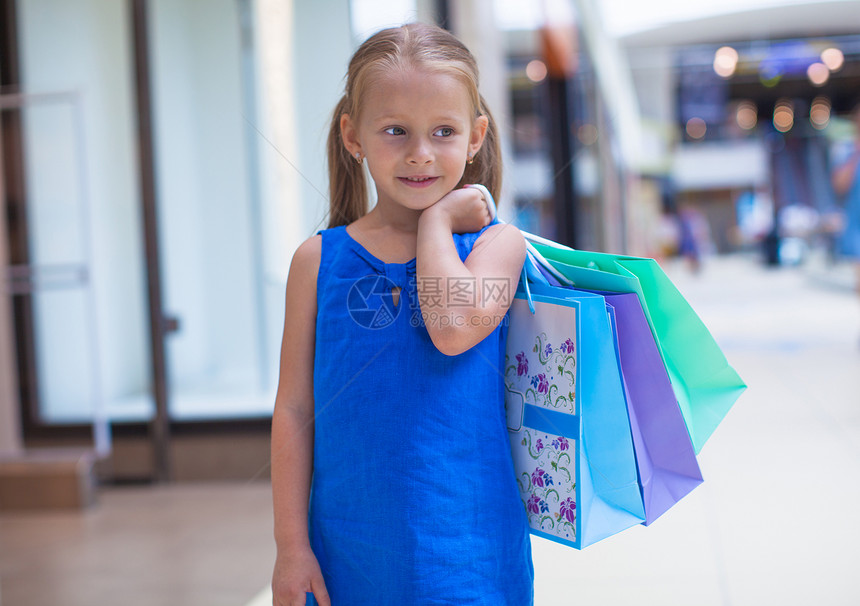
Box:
[516,352,528,376]
[531,467,554,488]
[560,338,574,354]
[535,438,544,453]
[556,436,570,451]
[536,373,548,394]
[527,494,540,514]
[544,343,553,357]
[559,497,576,524]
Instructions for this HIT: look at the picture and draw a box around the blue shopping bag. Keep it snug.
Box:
[504,282,645,549]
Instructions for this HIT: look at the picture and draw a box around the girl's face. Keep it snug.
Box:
[342,68,488,213]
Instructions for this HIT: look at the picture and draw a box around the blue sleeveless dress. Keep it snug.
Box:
[308,225,533,605]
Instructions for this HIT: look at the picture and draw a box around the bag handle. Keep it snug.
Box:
[464,184,575,311]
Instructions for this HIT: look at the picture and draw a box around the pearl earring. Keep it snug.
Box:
[467,154,475,165]
[354,153,363,165]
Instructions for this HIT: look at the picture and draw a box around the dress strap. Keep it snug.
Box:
[451,224,493,262]
[316,226,349,294]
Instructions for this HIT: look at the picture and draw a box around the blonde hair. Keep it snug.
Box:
[326,23,502,228]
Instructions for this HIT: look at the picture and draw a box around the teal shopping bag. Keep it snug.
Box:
[504,282,645,549]
[529,242,746,453]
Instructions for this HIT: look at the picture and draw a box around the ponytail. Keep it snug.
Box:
[326,96,368,228]
[460,95,502,202]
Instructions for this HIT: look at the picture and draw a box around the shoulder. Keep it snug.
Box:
[464,223,526,280]
[282,235,321,333]
[292,233,322,263]
[472,223,526,260]
[288,234,322,286]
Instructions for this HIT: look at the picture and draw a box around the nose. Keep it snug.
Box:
[407,137,433,165]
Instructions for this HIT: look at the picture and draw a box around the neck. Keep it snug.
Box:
[368,198,423,233]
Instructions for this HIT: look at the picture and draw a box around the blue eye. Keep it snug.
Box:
[384,126,406,136]
[434,127,454,137]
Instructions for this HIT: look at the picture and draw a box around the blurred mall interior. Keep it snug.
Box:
[1,0,859,604]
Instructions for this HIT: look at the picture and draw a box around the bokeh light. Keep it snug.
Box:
[773,100,794,133]
[525,59,548,83]
[577,123,598,145]
[736,101,758,130]
[713,46,739,78]
[686,117,707,139]
[806,62,830,86]
[820,47,844,71]
[810,96,831,130]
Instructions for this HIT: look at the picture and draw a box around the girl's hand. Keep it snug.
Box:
[426,187,492,234]
[272,547,330,606]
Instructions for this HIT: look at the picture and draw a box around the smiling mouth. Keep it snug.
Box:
[398,176,439,188]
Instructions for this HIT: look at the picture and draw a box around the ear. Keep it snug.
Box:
[340,113,362,157]
[469,114,489,158]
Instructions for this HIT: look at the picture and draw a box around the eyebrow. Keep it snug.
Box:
[371,114,467,125]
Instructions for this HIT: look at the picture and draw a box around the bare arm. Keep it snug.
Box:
[832,146,860,197]
[416,188,526,356]
[271,235,330,606]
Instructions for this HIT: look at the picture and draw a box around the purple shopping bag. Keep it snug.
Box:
[605,292,703,525]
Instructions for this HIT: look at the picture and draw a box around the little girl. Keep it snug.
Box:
[271,23,533,605]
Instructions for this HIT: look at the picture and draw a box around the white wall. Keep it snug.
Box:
[293,0,356,237]
[627,45,676,173]
[253,0,354,404]
[255,0,357,259]
[451,0,515,212]
[673,140,769,191]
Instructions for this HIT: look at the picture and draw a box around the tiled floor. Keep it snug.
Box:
[2,254,860,606]
[0,483,275,606]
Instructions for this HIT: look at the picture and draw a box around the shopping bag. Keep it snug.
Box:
[504,282,645,549]
[528,241,745,453]
[604,292,703,525]
[468,183,737,541]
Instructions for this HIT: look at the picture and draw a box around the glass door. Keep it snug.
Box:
[6,0,156,464]
[1,91,113,455]
[146,0,279,422]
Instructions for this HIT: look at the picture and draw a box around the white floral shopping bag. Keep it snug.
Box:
[504,283,645,549]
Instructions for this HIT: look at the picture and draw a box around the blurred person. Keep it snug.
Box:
[677,203,711,273]
[653,177,680,263]
[270,24,533,605]
[654,210,680,262]
[735,187,774,250]
[831,101,860,298]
